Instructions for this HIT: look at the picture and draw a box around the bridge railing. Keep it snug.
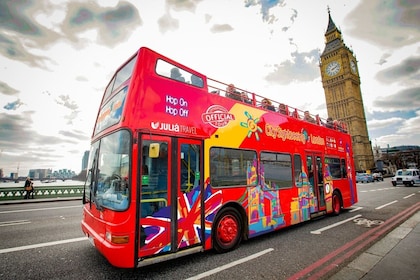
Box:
[0,185,84,201]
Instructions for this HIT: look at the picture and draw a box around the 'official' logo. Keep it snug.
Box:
[201,105,235,128]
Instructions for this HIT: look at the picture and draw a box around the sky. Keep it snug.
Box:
[0,0,419,176]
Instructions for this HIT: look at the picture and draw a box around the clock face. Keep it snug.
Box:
[350,60,357,73]
[326,61,341,76]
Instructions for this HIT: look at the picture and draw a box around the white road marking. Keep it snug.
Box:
[349,207,363,212]
[0,205,81,214]
[375,200,398,209]
[0,220,31,226]
[184,248,274,280]
[403,194,415,199]
[0,237,88,254]
[310,214,362,235]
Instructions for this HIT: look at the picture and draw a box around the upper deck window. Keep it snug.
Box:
[103,55,137,103]
[94,87,127,135]
[155,59,204,88]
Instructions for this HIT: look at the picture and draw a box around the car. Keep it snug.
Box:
[391,168,420,186]
[356,173,373,183]
[372,172,384,181]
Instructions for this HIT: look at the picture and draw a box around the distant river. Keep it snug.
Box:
[0,180,85,188]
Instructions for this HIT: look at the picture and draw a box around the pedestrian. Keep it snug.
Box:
[24,177,31,199]
[30,180,34,199]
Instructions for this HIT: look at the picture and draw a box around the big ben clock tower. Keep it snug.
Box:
[320,10,375,171]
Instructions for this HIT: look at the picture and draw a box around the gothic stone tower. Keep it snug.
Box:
[320,11,375,171]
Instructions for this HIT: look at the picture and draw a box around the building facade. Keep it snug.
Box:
[82,150,89,171]
[319,11,375,172]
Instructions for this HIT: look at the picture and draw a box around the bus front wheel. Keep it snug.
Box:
[213,207,242,253]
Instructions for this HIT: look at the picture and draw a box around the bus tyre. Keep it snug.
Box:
[331,191,342,216]
[213,207,242,253]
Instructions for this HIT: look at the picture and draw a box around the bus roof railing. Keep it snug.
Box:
[206,77,348,133]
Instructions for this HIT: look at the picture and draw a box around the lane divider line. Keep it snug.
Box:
[0,237,88,254]
[0,220,30,227]
[375,200,398,209]
[310,215,362,235]
[185,248,274,280]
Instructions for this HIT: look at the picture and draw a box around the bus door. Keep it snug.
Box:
[306,154,326,212]
[138,135,203,258]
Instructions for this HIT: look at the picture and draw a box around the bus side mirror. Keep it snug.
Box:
[149,143,160,158]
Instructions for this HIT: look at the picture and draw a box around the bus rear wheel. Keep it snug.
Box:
[331,191,342,216]
[213,207,242,253]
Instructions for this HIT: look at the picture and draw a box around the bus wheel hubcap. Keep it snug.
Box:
[218,216,237,243]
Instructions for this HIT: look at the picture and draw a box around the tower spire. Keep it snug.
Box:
[326,7,338,34]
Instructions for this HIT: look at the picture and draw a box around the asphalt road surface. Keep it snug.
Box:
[0,178,419,280]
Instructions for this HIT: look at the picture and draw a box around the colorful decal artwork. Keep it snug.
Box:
[140,184,223,253]
[240,111,263,141]
[293,170,315,223]
[323,163,334,212]
[140,105,350,255]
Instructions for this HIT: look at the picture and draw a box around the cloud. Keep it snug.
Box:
[376,53,392,65]
[265,49,320,84]
[0,110,89,172]
[373,87,420,111]
[55,95,79,111]
[59,129,89,141]
[369,112,420,148]
[3,99,24,110]
[165,0,201,12]
[0,0,57,67]
[0,1,142,66]
[346,0,420,48]
[396,110,420,134]
[0,112,35,150]
[244,0,286,22]
[63,1,142,47]
[158,12,179,33]
[368,117,404,131]
[0,81,19,95]
[210,24,234,33]
[375,56,420,86]
[280,8,298,32]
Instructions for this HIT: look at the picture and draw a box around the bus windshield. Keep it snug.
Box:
[87,130,131,211]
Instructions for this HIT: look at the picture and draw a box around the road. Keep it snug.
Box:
[0,178,419,280]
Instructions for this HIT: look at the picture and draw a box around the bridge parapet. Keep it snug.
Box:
[0,185,84,201]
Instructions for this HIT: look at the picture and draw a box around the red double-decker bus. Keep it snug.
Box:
[81,47,357,268]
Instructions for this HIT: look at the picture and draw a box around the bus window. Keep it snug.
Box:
[341,158,347,177]
[261,152,293,189]
[140,140,168,217]
[155,59,203,87]
[114,56,137,90]
[293,154,302,185]
[180,144,200,193]
[326,157,341,179]
[210,147,256,187]
[94,87,127,135]
[103,76,115,104]
[102,55,137,104]
[307,155,314,187]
